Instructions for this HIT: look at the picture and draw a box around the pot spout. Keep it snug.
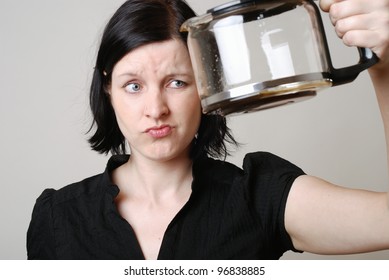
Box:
[180,13,213,32]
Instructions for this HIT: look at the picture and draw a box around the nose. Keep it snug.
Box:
[144,88,169,119]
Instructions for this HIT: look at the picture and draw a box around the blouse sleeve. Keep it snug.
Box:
[27,189,57,259]
[242,152,305,255]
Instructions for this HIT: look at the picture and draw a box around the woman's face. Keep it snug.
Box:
[109,39,202,162]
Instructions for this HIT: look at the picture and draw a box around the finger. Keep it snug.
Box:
[341,30,387,60]
[334,14,372,38]
[341,30,373,47]
[335,10,389,43]
[329,0,383,24]
[319,0,343,12]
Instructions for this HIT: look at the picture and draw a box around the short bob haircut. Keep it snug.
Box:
[88,0,237,160]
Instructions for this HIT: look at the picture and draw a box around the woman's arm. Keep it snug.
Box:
[286,175,389,254]
[322,0,389,166]
[285,0,389,254]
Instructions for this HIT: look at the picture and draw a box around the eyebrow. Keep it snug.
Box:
[117,72,139,78]
[116,71,193,79]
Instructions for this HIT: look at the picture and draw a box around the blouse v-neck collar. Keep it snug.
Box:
[98,154,209,259]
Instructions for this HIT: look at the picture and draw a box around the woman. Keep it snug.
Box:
[27,0,389,259]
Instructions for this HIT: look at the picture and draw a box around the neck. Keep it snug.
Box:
[118,153,193,202]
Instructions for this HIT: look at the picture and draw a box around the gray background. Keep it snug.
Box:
[0,0,388,259]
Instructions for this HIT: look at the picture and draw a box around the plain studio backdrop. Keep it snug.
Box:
[0,0,388,260]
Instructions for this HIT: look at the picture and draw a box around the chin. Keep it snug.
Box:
[145,147,191,162]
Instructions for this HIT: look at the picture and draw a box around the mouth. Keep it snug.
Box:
[145,125,173,138]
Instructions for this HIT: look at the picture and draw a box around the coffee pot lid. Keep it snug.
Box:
[207,0,302,16]
[207,0,256,15]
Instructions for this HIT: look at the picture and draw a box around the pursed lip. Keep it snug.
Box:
[144,124,173,138]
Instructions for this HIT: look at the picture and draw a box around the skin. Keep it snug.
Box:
[109,39,201,164]
[107,0,389,259]
[108,39,201,259]
[285,0,389,254]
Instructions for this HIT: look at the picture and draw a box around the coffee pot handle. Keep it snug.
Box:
[330,47,379,86]
[311,0,379,86]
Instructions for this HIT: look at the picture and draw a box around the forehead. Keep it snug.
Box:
[112,39,192,76]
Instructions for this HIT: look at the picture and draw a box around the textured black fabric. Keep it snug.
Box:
[27,152,305,260]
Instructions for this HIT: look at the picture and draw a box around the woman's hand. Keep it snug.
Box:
[320,0,389,69]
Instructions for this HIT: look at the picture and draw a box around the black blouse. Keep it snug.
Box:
[27,152,305,260]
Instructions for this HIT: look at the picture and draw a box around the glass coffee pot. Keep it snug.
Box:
[181,0,378,115]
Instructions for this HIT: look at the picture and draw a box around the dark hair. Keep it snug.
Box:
[88,0,238,159]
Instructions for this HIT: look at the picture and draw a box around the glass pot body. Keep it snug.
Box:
[181,0,377,115]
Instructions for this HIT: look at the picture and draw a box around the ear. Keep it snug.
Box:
[104,84,112,99]
[102,70,112,98]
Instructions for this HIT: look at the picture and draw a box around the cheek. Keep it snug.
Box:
[183,96,202,130]
[110,95,138,133]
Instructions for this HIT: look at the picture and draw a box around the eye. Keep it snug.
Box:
[124,82,142,93]
[169,80,187,89]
